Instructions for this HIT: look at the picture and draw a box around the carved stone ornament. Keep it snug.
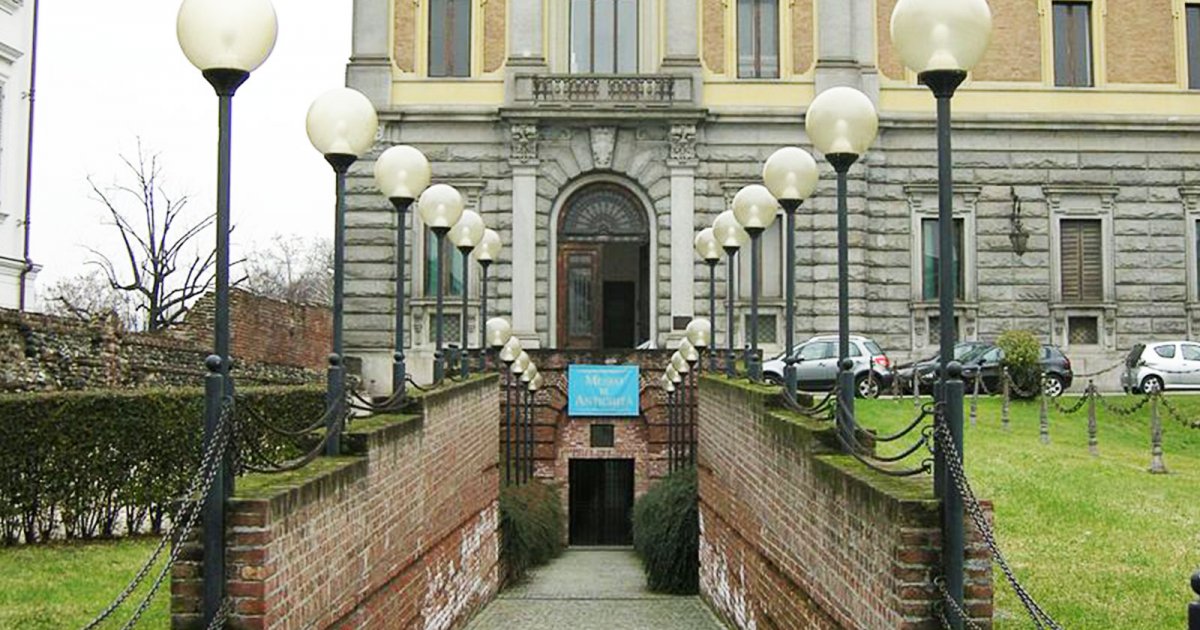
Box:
[668,123,697,163]
[510,123,538,163]
[590,127,616,169]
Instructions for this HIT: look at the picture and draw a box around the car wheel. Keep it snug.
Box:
[1042,374,1064,398]
[764,373,784,386]
[1140,375,1164,395]
[855,373,880,399]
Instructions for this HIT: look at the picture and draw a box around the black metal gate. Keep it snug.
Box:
[568,458,634,546]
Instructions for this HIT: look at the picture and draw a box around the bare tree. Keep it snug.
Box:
[241,234,333,306]
[43,270,142,330]
[86,141,215,331]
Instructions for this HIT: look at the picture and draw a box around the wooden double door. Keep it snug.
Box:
[557,242,648,349]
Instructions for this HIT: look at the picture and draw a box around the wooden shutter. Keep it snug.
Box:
[1060,219,1103,302]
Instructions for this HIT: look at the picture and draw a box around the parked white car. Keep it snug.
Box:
[1121,341,1200,393]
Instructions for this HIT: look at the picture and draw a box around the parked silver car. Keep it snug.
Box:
[1121,341,1200,393]
[762,335,894,398]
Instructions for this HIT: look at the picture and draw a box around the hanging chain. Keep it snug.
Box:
[932,410,1063,630]
[83,397,234,630]
[934,576,985,630]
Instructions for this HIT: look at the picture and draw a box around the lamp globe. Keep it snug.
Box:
[486,317,512,350]
[417,184,465,231]
[374,145,431,201]
[686,318,712,349]
[712,211,750,252]
[805,87,879,159]
[763,147,819,204]
[891,0,993,75]
[448,210,485,250]
[474,229,503,263]
[177,0,277,74]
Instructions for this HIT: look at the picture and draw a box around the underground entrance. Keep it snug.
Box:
[568,458,635,546]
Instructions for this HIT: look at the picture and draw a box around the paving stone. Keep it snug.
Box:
[465,549,727,630]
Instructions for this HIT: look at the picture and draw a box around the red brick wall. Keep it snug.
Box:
[503,350,684,534]
[178,289,333,371]
[697,377,993,629]
[171,375,500,630]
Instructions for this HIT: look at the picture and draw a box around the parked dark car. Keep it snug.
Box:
[959,344,1074,397]
[896,341,993,394]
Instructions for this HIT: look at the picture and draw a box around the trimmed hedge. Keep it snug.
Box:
[0,385,323,544]
[997,329,1042,397]
[498,481,564,585]
[632,467,699,594]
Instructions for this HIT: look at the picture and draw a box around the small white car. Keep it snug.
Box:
[1121,341,1200,394]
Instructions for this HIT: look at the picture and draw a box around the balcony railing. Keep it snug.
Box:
[511,74,695,108]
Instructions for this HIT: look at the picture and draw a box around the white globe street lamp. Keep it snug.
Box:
[418,184,466,382]
[374,145,431,396]
[891,2,993,625]
[763,147,819,400]
[474,229,503,371]
[499,336,523,484]
[806,85,878,447]
[305,87,379,458]
[448,210,485,378]
[712,210,750,377]
[694,228,722,369]
[176,0,277,624]
[732,184,779,381]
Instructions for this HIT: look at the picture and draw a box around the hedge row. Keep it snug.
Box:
[632,467,699,594]
[498,481,564,585]
[0,385,324,544]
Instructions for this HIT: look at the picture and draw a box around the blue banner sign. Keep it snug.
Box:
[567,365,641,417]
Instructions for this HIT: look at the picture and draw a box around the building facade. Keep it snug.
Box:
[0,0,33,310]
[344,0,1200,392]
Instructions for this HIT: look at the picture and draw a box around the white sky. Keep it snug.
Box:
[31,1,351,287]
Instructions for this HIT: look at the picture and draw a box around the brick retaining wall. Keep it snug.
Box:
[171,375,500,630]
[697,376,993,629]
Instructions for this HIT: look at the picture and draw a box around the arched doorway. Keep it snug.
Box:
[556,182,651,349]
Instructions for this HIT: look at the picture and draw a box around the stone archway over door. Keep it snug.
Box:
[556,183,650,349]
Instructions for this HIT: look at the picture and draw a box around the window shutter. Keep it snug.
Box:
[1060,219,1102,302]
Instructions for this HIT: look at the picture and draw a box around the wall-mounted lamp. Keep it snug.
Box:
[1009,187,1029,257]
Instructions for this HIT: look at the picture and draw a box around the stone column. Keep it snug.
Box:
[668,123,698,338]
[347,0,391,107]
[508,0,545,66]
[510,123,540,347]
[814,0,877,97]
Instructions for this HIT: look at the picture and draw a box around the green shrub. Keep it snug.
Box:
[498,481,564,585]
[0,385,323,544]
[997,329,1042,396]
[632,467,698,594]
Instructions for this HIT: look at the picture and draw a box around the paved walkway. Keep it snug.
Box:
[466,549,726,630]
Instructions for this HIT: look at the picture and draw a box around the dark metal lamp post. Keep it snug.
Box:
[679,339,700,466]
[448,210,485,378]
[306,87,380,458]
[507,349,530,484]
[693,230,722,372]
[416,184,466,383]
[176,0,277,625]
[712,211,749,378]
[526,372,544,483]
[805,86,879,452]
[519,362,539,484]
[763,147,819,400]
[891,1,994,628]
[497,335,523,485]
[475,229,503,371]
[373,145,431,397]
[732,185,780,382]
[660,373,677,473]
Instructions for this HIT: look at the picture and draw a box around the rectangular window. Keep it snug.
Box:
[1189,5,1200,89]
[1060,219,1103,302]
[921,218,965,301]
[928,316,961,347]
[742,314,777,344]
[570,0,638,73]
[425,228,465,297]
[590,424,615,448]
[738,220,783,299]
[429,0,472,77]
[1053,2,1093,87]
[737,0,779,79]
[1067,316,1099,345]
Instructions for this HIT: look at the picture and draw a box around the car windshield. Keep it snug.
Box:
[959,345,993,363]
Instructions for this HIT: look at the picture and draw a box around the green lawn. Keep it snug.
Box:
[857,393,1200,630]
[0,537,167,629]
